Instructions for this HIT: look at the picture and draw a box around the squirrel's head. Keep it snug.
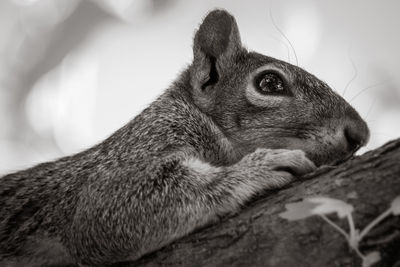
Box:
[189,9,369,166]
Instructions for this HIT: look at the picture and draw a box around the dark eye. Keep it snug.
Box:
[255,72,286,95]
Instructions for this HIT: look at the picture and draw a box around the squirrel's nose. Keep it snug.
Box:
[342,119,370,153]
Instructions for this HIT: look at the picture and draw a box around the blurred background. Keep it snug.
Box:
[0,0,399,174]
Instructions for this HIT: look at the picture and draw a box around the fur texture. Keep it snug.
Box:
[0,9,369,266]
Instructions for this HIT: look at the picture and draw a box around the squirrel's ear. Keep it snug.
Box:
[191,10,242,94]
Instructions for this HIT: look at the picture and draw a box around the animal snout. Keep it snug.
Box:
[342,118,370,153]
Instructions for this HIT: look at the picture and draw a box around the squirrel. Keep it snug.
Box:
[0,9,369,267]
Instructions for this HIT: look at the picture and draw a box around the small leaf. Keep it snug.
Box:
[390,196,400,215]
[280,196,354,221]
[362,251,380,267]
[279,200,318,221]
[308,197,354,218]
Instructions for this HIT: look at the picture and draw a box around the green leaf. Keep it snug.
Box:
[307,197,354,218]
[279,200,318,220]
[362,251,380,267]
[391,196,400,215]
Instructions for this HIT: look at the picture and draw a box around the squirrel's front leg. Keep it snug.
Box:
[69,149,315,266]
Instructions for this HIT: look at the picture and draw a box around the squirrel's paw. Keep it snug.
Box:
[257,148,316,176]
[239,148,316,188]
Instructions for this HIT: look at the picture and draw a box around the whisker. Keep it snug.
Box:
[365,119,378,124]
[349,80,388,103]
[269,35,291,62]
[370,131,393,137]
[342,46,357,97]
[269,8,299,66]
[365,98,377,120]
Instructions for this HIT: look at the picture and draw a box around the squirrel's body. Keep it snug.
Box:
[1,76,238,265]
[0,10,369,266]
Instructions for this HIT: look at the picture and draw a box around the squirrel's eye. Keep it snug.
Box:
[255,73,285,95]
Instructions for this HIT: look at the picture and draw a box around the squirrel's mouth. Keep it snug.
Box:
[333,143,364,165]
[304,144,359,167]
[329,151,357,166]
[283,127,367,167]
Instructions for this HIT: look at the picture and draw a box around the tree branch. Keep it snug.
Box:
[127,139,400,267]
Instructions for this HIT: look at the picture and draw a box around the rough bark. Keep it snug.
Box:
[130,139,400,267]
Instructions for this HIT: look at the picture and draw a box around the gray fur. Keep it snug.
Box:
[0,9,369,266]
